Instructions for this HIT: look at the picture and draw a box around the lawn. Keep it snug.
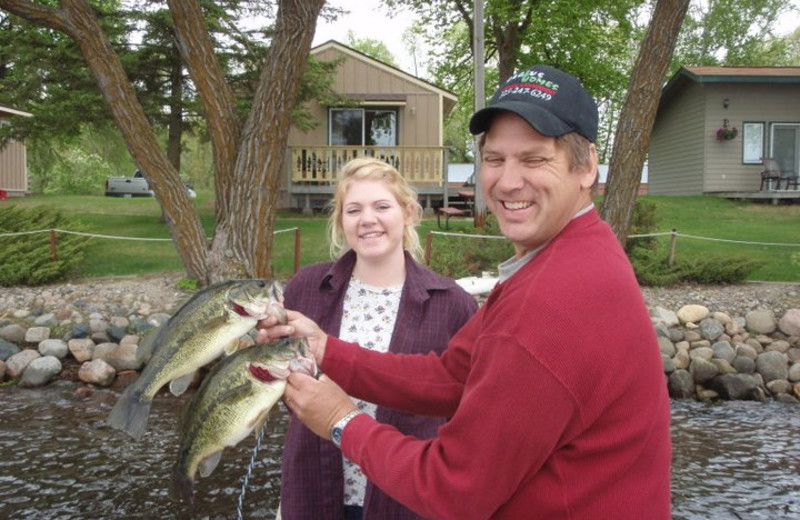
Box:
[1,193,798,282]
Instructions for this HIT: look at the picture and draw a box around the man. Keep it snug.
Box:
[259,64,671,519]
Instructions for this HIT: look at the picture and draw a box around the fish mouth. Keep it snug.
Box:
[230,299,285,321]
[247,362,289,383]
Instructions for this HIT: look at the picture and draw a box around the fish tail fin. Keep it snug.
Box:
[171,463,195,504]
[106,388,152,441]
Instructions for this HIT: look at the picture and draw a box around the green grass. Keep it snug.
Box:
[635,196,800,282]
[2,193,799,282]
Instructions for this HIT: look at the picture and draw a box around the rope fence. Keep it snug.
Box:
[0,227,303,274]
[425,229,800,266]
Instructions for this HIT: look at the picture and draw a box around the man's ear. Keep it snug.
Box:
[580,144,599,190]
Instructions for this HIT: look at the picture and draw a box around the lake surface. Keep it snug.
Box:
[1,383,798,519]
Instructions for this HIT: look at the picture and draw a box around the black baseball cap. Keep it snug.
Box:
[469,65,598,142]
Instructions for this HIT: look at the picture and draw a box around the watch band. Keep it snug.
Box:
[330,410,362,449]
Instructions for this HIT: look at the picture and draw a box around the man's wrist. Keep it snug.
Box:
[330,409,362,449]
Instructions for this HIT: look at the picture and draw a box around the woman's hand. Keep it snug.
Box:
[256,309,327,365]
[283,372,358,440]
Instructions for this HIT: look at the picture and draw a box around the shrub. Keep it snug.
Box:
[0,206,90,286]
[631,248,763,287]
[428,215,513,278]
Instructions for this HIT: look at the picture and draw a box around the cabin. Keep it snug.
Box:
[648,66,800,203]
[0,105,33,198]
[282,40,459,213]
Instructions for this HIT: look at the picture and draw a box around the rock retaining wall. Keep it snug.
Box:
[2,295,799,404]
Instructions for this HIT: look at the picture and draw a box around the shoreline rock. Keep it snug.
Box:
[1,275,799,404]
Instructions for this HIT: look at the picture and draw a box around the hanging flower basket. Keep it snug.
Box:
[716,125,738,141]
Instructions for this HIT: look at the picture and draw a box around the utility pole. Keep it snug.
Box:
[472,0,487,227]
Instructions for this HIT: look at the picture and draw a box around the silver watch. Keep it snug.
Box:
[330,410,362,449]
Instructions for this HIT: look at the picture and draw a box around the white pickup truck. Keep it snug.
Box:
[105,170,196,198]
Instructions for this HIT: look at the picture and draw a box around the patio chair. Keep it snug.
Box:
[783,173,799,190]
[759,157,782,190]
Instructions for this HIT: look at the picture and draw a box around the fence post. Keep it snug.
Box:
[425,231,433,266]
[293,227,301,275]
[668,228,677,266]
[49,229,58,262]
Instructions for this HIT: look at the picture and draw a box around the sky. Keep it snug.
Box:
[312,1,420,74]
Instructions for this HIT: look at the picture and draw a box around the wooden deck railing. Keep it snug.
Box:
[289,146,447,186]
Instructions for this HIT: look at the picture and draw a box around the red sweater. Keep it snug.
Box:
[323,210,672,519]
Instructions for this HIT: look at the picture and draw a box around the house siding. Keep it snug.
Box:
[288,46,446,148]
[703,83,800,192]
[649,67,800,195]
[0,113,30,196]
[649,83,705,195]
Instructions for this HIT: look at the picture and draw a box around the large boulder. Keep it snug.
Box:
[19,356,62,387]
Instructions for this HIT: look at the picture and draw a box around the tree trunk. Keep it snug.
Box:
[209,0,326,280]
[1,0,326,285]
[600,0,690,245]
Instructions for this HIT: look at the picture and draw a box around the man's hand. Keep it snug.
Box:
[283,372,358,440]
[256,309,327,365]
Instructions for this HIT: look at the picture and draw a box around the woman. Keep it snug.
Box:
[278,157,477,520]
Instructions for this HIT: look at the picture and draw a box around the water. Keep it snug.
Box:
[1,384,798,519]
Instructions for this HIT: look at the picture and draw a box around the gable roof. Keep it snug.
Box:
[311,40,457,106]
[660,66,800,107]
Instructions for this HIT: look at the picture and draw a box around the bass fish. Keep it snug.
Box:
[107,279,286,441]
[172,337,317,503]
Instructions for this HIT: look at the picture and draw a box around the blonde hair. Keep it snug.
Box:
[328,157,423,260]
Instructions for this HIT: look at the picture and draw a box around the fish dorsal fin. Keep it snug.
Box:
[199,451,223,478]
[169,372,196,396]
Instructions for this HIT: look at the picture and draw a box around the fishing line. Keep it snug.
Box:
[235,420,268,520]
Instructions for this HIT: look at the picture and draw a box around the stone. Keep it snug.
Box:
[755,351,789,383]
[789,363,800,383]
[776,393,799,405]
[711,311,732,324]
[71,323,91,339]
[732,356,756,374]
[690,340,711,350]
[1,323,26,343]
[689,347,713,361]
[765,340,790,354]
[683,330,702,342]
[677,304,709,324]
[651,307,679,327]
[33,313,58,327]
[0,360,5,380]
[662,354,676,374]
[675,341,690,353]
[103,343,143,372]
[5,349,41,379]
[107,325,128,343]
[707,374,765,401]
[668,369,694,399]
[674,350,691,370]
[711,341,736,363]
[795,382,800,399]
[710,358,737,375]
[68,338,96,362]
[38,339,69,359]
[778,309,800,336]
[690,358,719,383]
[745,309,777,335]
[766,379,792,395]
[0,339,21,361]
[735,343,758,360]
[78,359,116,386]
[119,334,140,346]
[89,318,109,333]
[658,337,676,357]
[24,326,50,344]
[19,356,62,387]
[699,318,725,341]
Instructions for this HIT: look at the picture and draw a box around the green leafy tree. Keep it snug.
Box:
[0,0,326,285]
[345,30,398,66]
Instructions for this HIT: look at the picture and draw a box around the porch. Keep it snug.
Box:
[287,145,464,213]
[715,188,800,205]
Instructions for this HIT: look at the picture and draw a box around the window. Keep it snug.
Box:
[742,122,764,164]
[329,108,397,146]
